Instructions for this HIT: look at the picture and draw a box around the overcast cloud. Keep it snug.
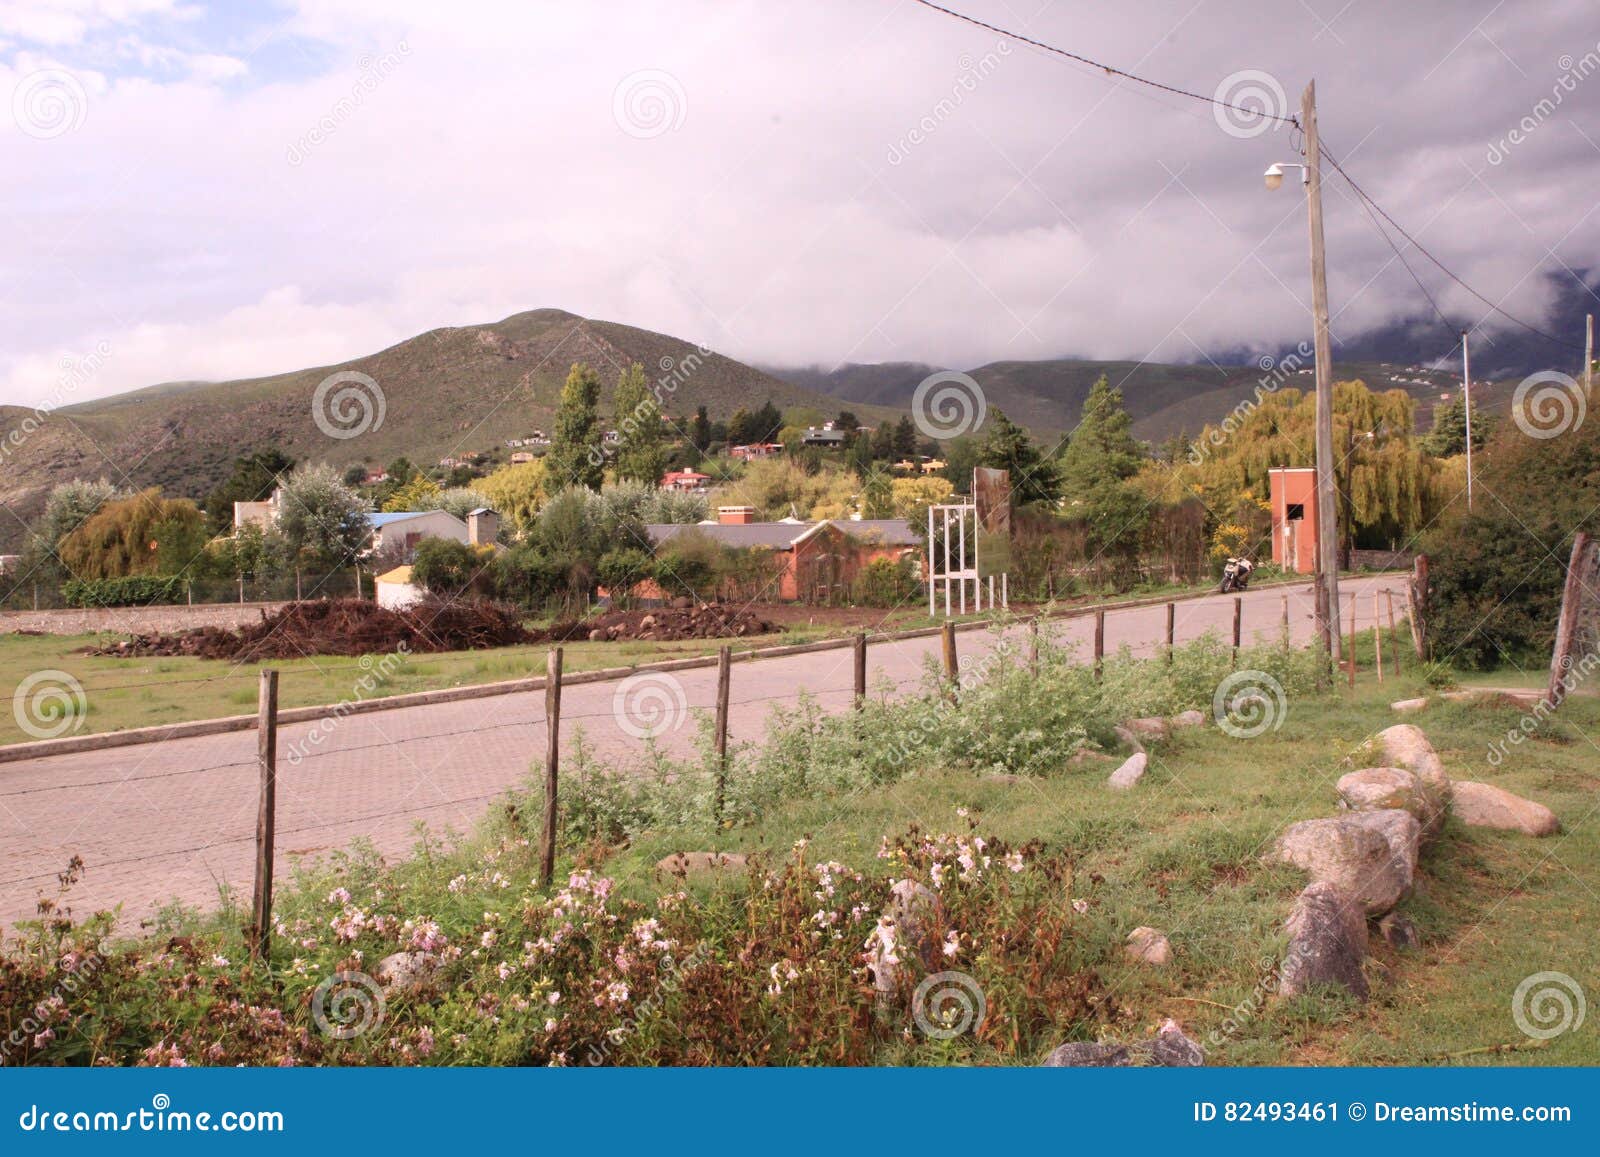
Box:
[1,0,1597,407]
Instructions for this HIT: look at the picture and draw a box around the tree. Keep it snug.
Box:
[274,464,373,569]
[861,467,894,519]
[1421,395,1490,458]
[725,407,754,446]
[543,362,605,491]
[478,460,548,536]
[1059,376,1144,493]
[834,410,861,433]
[869,423,895,461]
[890,475,955,526]
[383,474,441,512]
[892,415,919,458]
[611,362,667,484]
[979,409,1060,506]
[203,449,295,535]
[21,479,122,581]
[57,489,208,580]
[410,537,485,596]
[415,486,493,522]
[750,400,783,443]
[688,405,713,452]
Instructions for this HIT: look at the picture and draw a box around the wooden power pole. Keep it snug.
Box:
[1586,313,1594,398]
[1303,79,1341,663]
[1462,330,1474,511]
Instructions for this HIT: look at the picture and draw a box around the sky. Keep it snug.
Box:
[1,0,1597,408]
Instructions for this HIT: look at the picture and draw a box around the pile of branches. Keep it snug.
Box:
[85,597,536,661]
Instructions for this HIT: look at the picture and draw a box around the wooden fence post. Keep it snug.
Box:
[1385,590,1400,675]
[714,646,732,822]
[250,669,279,961]
[1281,593,1290,650]
[1409,554,1429,659]
[1165,602,1175,664]
[1371,591,1384,683]
[1347,594,1357,688]
[539,647,562,888]
[1548,532,1594,708]
[941,621,959,704]
[1232,596,1243,665]
[853,632,867,708]
[1093,610,1105,682]
[1027,617,1040,675]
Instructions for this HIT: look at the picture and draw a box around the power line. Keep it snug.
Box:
[907,0,1298,129]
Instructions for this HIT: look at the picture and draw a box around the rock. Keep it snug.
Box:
[587,628,606,641]
[1113,725,1145,754]
[1108,752,1148,790]
[1272,814,1413,915]
[656,851,749,875]
[374,951,441,993]
[1390,697,1429,713]
[1043,1020,1204,1067]
[1377,911,1420,951]
[1450,781,1560,837]
[1344,809,1421,898]
[1336,766,1446,840]
[1279,882,1369,1000]
[1124,716,1172,741]
[1171,709,1206,729]
[1125,926,1172,966]
[1372,724,1449,791]
[1065,748,1114,766]
[867,880,944,1000]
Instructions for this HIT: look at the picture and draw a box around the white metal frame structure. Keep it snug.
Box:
[926,502,1007,616]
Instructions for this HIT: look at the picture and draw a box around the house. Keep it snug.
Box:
[729,442,783,461]
[510,451,536,465]
[233,496,279,532]
[1267,467,1318,574]
[802,425,847,447]
[375,565,423,610]
[640,507,922,602]
[366,508,498,557]
[660,469,711,492]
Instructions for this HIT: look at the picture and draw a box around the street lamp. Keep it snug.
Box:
[1263,161,1309,191]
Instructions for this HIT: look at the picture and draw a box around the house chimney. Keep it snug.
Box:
[717,505,755,525]
[467,507,499,545]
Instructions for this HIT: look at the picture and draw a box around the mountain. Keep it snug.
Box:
[0,309,885,553]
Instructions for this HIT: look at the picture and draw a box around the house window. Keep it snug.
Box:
[1285,503,1305,521]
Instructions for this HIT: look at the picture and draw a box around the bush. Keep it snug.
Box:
[410,538,486,596]
[61,575,184,608]
[850,556,921,607]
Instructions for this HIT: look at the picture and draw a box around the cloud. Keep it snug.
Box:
[1,0,1596,408]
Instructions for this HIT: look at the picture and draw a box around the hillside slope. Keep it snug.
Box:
[0,309,876,552]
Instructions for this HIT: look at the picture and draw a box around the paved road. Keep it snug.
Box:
[0,575,1398,929]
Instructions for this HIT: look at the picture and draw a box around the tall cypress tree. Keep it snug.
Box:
[545,362,605,491]
[611,363,666,484]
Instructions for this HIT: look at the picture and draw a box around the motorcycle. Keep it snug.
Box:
[1219,556,1255,594]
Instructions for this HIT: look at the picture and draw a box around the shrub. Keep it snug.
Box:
[850,556,921,607]
[410,538,486,596]
[61,575,184,607]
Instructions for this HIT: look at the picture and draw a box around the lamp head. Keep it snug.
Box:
[1263,163,1285,191]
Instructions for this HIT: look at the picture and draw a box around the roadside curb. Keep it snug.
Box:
[0,573,1377,765]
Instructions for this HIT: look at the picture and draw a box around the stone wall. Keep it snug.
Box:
[0,601,292,637]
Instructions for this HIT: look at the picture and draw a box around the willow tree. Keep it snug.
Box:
[1160,380,1441,561]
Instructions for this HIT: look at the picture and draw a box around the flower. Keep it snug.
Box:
[416,1027,435,1057]
[327,887,351,905]
[1071,898,1089,915]
[210,954,230,968]
[942,930,960,959]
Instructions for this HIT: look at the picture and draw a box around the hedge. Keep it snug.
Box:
[61,575,185,608]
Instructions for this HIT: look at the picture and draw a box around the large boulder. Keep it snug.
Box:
[1370,724,1450,792]
[1272,814,1413,915]
[656,851,748,875]
[1451,781,1560,837]
[1336,766,1446,840]
[1108,752,1148,790]
[1043,1020,1204,1067]
[1279,882,1369,1000]
[1124,717,1172,742]
[1171,710,1207,729]
[1344,809,1421,897]
[1390,697,1429,713]
[374,951,441,993]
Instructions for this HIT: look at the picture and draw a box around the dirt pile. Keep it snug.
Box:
[84,597,537,661]
[573,603,782,642]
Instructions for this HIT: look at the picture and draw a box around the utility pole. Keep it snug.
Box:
[1586,313,1593,398]
[1462,329,1474,511]
[1303,80,1341,662]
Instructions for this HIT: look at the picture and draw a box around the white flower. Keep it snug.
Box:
[1072,898,1089,915]
[942,930,960,958]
